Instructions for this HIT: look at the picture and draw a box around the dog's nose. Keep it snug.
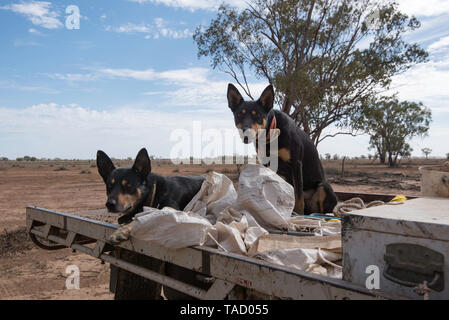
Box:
[106,199,116,211]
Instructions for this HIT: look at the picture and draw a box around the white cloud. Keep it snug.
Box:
[1,1,63,29]
[106,23,151,34]
[127,0,449,15]
[96,66,267,108]
[106,18,192,39]
[0,103,237,159]
[47,73,99,82]
[397,0,449,17]
[46,67,212,86]
[97,67,209,83]
[428,35,449,53]
[127,0,245,11]
[390,55,449,114]
[28,27,42,35]
[0,80,59,94]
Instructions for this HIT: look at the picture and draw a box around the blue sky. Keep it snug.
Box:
[0,0,448,160]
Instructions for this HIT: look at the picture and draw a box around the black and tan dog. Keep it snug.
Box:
[97,148,207,299]
[96,148,204,242]
[227,83,338,214]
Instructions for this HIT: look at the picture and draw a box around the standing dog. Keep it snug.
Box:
[227,83,338,214]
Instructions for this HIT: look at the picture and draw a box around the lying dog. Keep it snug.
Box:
[97,148,207,299]
[227,83,338,214]
[96,148,204,243]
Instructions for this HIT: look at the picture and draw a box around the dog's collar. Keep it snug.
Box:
[149,183,157,208]
[264,115,280,143]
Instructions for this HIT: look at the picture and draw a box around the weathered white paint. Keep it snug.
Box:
[343,197,449,299]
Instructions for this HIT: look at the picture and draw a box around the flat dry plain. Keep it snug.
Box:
[0,158,441,299]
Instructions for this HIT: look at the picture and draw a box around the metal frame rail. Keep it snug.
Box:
[26,206,403,300]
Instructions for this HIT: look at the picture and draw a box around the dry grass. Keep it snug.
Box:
[0,227,33,257]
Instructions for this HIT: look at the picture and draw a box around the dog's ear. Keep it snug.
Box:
[133,148,151,179]
[97,150,115,183]
[227,83,244,112]
[258,84,274,112]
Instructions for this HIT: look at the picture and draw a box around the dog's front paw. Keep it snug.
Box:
[107,225,132,244]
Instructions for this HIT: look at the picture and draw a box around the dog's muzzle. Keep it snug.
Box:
[239,128,257,144]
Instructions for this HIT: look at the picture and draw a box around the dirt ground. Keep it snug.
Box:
[0,158,443,299]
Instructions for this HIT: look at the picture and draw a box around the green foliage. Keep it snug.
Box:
[194,0,428,145]
[357,97,431,167]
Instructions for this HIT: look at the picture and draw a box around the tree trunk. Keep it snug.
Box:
[388,152,395,168]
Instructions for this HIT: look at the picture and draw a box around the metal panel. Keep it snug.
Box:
[343,229,449,299]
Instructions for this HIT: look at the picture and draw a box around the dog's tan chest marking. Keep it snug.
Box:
[278,148,291,162]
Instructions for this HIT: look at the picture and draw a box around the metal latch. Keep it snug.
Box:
[384,243,444,292]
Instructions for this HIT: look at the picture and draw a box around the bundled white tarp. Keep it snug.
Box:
[237,164,294,230]
[127,164,342,278]
[253,248,342,278]
[132,208,213,249]
[183,171,237,223]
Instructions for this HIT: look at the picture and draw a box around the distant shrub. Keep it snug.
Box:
[54,166,68,171]
[80,170,91,174]
[0,157,8,161]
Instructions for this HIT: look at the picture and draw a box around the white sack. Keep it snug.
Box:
[184,171,237,224]
[214,207,269,255]
[253,248,342,278]
[215,219,247,255]
[131,207,212,249]
[237,164,294,230]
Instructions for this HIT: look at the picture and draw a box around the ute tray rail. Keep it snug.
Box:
[26,191,409,300]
